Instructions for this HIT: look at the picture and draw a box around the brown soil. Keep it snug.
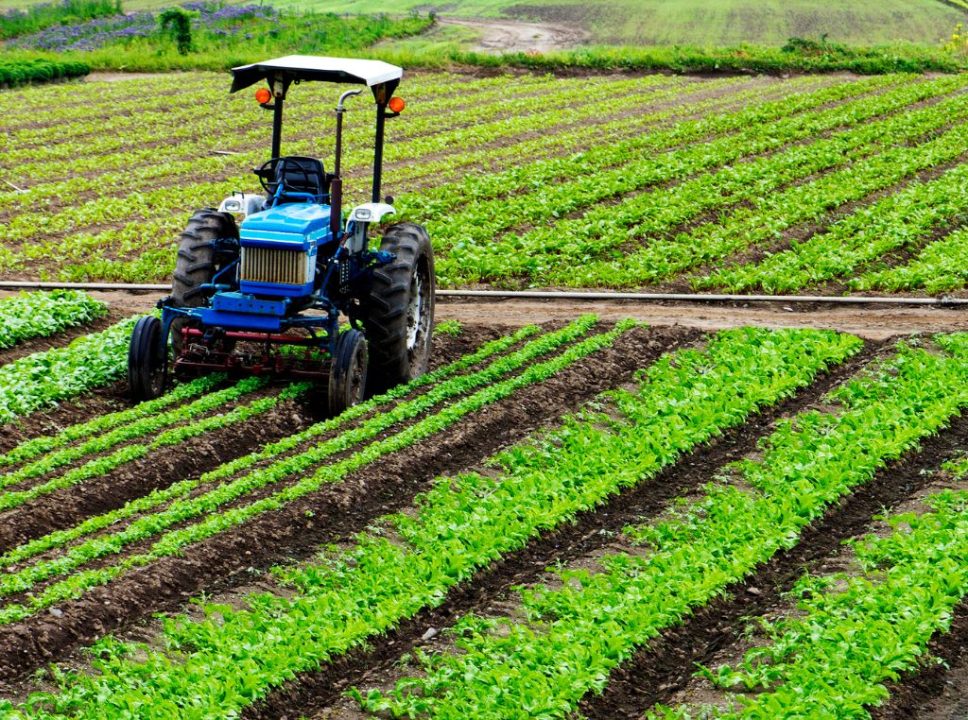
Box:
[437,17,590,53]
[0,323,686,685]
[34,290,968,344]
[240,338,881,720]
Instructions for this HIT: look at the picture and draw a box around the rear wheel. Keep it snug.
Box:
[328,329,368,416]
[170,209,239,353]
[361,223,435,395]
[128,316,167,401]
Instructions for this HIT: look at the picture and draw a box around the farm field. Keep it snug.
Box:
[2,70,968,297]
[43,0,961,47]
[0,297,964,718]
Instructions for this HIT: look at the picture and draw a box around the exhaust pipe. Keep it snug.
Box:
[331,88,362,238]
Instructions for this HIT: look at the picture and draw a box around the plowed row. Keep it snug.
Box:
[1,71,967,296]
[0,320,965,720]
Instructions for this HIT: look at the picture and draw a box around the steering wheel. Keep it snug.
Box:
[255,157,319,196]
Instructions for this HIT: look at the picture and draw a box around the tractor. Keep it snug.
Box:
[128,55,435,415]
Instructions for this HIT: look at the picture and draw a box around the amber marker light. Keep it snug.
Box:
[255,87,272,105]
[388,96,406,113]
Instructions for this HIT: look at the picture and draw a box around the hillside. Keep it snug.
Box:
[293,0,965,46]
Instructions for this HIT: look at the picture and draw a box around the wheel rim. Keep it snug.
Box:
[406,263,431,361]
[349,340,366,404]
[149,331,169,397]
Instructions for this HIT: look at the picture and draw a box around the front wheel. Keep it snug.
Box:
[361,223,435,395]
[128,316,168,401]
[328,329,368,416]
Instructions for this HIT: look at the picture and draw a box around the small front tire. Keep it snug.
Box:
[328,329,368,416]
[128,316,168,401]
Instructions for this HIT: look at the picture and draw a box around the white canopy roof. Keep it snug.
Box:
[230,55,403,93]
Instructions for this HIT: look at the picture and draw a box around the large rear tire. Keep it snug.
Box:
[128,315,167,401]
[170,209,239,353]
[361,223,435,395]
[328,329,368,416]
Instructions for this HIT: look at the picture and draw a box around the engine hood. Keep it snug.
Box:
[240,203,333,248]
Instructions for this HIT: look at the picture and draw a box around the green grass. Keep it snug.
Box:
[263,0,964,46]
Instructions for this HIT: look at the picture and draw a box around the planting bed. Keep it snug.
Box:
[1,70,968,296]
[0,308,962,719]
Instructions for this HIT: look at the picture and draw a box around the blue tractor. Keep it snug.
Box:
[128,56,435,415]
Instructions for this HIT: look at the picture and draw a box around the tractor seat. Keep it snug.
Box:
[270,156,331,203]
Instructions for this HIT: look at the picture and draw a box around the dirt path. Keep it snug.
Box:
[438,17,589,53]
[12,290,961,342]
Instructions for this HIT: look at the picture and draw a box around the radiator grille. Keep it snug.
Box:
[240,246,308,285]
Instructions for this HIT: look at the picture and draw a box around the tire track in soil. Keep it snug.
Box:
[577,415,968,720]
[0,324,688,684]
[240,337,882,720]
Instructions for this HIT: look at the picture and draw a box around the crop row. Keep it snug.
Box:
[2,69,553,157]
[1,76,914,282]
[5,70,561,151]
[3,73,679,192]
[698,152,968,292]
[568,106,968,288]
[0,77,696,250]
[852,224,968,294]
[0,327,861,719]
[0,374,222,467]
[431,76,968,285]
[403,74,904,227]
[0,70,546,127]
[0,377,279,510]
[0,324,542,570]
[0,317,611,624]
[361,334,968,719]
[0,316,133,424]
[0,290,105,351]
[0,75,758,220]
[657,482,968,718]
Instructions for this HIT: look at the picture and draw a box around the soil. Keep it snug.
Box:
[437,17,590,54]
[17,290,968,344]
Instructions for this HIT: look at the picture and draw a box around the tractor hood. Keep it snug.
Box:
[240,203,333,248]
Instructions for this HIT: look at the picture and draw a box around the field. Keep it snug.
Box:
[0,293,964,718]
[3,71,968,297]
[3,14,968,716]
[20,0,959,47]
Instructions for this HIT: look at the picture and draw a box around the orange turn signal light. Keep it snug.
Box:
[388,96,406,113]
[255,87,272,105]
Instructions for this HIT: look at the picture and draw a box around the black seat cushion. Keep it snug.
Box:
[272,156,329,200]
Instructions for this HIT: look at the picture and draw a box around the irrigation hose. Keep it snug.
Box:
[0,281,965,307]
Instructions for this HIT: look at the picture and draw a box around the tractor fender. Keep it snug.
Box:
[218,193,266,219]
[349,202,395,224]
[346,202,395,253]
